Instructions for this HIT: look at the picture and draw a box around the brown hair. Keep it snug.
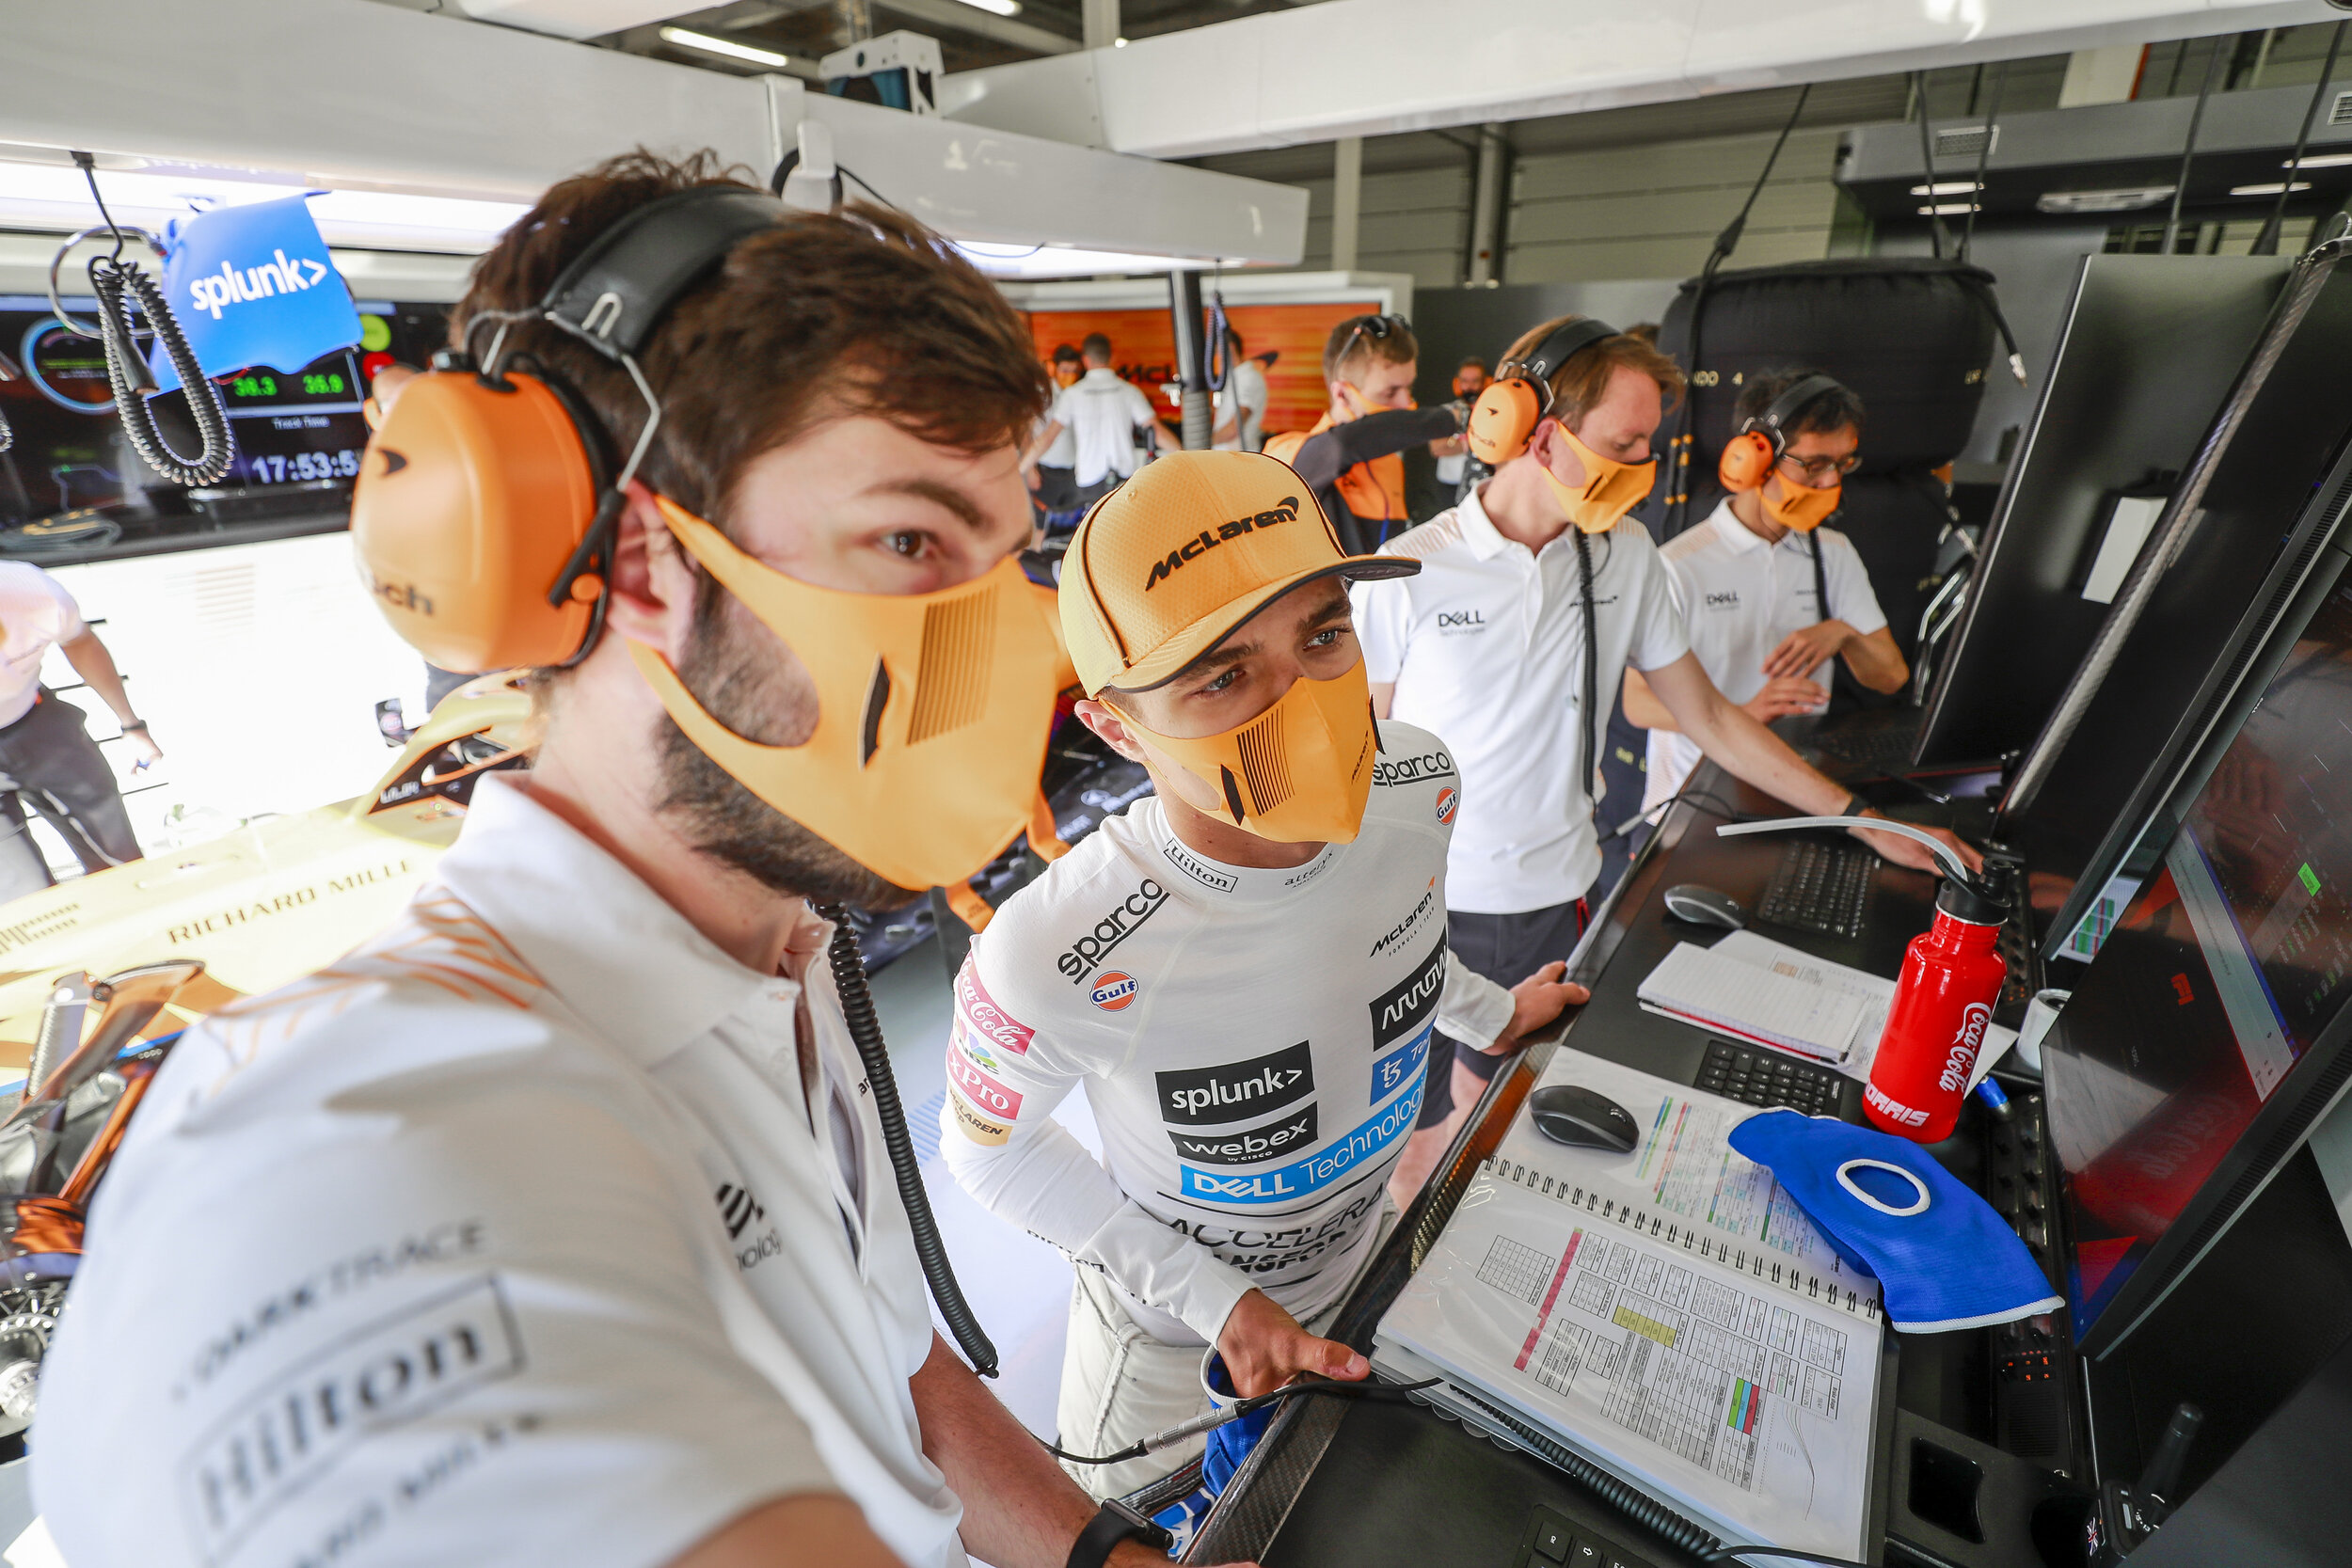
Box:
[1499,314,1685,432]
[1324,312,1417,386]
[453,149,1049,534]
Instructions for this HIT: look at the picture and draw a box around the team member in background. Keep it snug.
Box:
[1428,356,1490,504]
[1212,325,1268,453]
[0,562,158,900]
[39,153,1227,1568]
[944,451,1579,1500]
[1626,372,1907,819]
[1024,332,1159,510]
[1357,317,1978,1188]
[1266,314,1468,555]
[1029,342,1089,533]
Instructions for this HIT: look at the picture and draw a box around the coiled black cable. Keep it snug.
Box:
[813,900,999,1378]
[88,256,233,487]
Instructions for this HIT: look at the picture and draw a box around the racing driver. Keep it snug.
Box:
[944,451,1582,1498]
[37,152,1235,1568]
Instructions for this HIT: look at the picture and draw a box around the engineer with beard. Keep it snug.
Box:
[36,152,1248,1568]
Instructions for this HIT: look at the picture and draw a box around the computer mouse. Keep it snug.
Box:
[1663,883,1746,931]
[1528,1085,1641,1154]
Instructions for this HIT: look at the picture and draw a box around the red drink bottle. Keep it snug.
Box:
[1864,869,2011,1143]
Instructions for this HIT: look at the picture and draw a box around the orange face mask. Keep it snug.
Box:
[1540,426,1658,534]
[1110,659,1376,846]
[1762,475,1842,532]
[630,497,1070,891]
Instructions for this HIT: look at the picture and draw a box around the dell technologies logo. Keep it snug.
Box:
[1144,497,1301,590]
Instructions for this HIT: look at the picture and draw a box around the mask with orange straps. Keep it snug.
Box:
[1716,372,1851,533]
[349,184,1073,890]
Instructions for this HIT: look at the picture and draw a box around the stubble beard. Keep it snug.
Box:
[652,586,913,911]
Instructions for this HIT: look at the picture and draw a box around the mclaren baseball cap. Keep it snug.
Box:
[1060,450,1420,694]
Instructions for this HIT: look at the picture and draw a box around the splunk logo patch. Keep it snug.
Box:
[1169,1104,1318,1167]
[187,247,332,321]
[1143,497,1301,590]
[1058,879,1168,982]
[1158,1039,1313,1125]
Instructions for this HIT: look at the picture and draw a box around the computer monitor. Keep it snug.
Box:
[2001,244,2352,963]
[2044,528,2352,1357]
[1912,254,2289,769]
[0,294,449,539]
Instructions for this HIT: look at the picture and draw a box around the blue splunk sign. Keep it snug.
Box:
[149,194,360,394]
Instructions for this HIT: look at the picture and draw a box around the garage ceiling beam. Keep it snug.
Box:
[938,0,2349,159]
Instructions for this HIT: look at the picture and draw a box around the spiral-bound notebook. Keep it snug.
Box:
[1375,1049,1883,1560]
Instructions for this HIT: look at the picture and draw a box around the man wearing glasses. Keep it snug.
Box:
[1624,372,1907,817]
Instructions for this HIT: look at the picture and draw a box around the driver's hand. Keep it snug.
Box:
[126,728,162,768]
[1491,959,1588,1052]
[1216,1289,1366,1399]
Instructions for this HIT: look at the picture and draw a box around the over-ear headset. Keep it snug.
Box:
[1464,316,1619,467]
[350,185,788,673]
[1717,372,1846,493]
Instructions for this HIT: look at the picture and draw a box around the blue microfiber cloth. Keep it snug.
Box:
[1727,1109,2064,1333]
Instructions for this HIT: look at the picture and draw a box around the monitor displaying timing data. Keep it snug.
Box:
[2047,536,2352,1355]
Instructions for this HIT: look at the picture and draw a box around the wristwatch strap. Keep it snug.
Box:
[1067,1498,1172,1568]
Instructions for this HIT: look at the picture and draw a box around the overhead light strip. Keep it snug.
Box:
[659,26,795,69]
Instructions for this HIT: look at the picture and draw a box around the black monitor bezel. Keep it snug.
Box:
[2050,527,2352,1360]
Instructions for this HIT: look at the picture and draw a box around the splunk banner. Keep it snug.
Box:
[148,194,361,394]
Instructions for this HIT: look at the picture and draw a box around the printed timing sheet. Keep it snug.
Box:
[1382,1171,1878,1556]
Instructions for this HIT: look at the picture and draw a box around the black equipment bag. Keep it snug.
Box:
[1644,257,2009,543]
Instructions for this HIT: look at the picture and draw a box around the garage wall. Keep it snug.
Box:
[1505,127,1845,284]
[1287,163,1475,289]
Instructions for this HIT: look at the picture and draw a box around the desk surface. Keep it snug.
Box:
[1191,765,1999,1568]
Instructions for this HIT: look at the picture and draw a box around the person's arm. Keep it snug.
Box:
[1288,406,1462,491]
[1838,625,1908,693]
[670,1498,899,1568]
[910,1335,1214,1568]
[59,628,159,766]
[1019,420,1065,475]
[1758,620,1905,694]
[1640,650,1980,874]
[1623,667,1673,732]
[1447,957,1588,1055]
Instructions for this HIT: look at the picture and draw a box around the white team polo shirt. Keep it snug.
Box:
[1054,366,1158,486]
[1643,499,1888,814]
[36,777,964,1568]
[1354,483,1690,915]
[0,562,86,728]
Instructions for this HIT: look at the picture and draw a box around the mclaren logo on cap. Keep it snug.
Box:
[1143,496,1302,590]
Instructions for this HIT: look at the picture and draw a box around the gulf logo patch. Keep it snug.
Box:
[1435,786,1458,826]
[1090,971,1139,1011]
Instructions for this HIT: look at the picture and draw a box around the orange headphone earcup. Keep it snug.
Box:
[351,369,602,672]
[1466,378,1543,467]
[1718,429,1774,493]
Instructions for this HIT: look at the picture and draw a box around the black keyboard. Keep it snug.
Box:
[1807,722,1921,770]
[1512,1506,1655,1568]
[1694,1038,1850,1115]
[1756,840,1877,939]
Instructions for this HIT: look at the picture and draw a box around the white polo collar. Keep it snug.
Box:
[1150,805,1343,903]
[1708,498,1773,556]
[432,775,787,1070]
